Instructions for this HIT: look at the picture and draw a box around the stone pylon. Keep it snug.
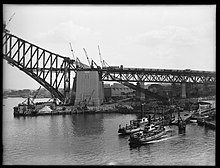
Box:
[74,71,104,106]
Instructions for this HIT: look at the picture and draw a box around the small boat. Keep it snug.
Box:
[128,124,167,145]
[118,117,149,135]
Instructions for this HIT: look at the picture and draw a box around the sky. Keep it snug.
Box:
[3,5,216,90]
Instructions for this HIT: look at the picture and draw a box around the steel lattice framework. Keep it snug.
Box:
[95,68,216,84]
[3,29,216,103]
[2,31,82,103]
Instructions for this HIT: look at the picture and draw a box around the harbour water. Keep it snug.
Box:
[3,98,215,165]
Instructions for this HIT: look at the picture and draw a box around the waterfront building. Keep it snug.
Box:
[104,83,134,100]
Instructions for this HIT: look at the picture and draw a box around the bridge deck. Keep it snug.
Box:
[3,30,216,102]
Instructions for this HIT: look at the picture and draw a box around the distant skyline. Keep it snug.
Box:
[3,5,216,90]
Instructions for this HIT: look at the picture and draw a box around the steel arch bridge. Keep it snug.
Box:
[3,30,216,103]
[2,30,87,103]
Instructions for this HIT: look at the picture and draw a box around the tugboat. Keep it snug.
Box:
[118,117,149,135]
[128,106,177,145]
[118,103,150,135]
[128,124,167,145]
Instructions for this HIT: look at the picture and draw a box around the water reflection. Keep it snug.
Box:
[129,143,142,150]
[49,115,60,137]
[3,98,216,165]
[61,115,71,139]
[70,113,105,136]
[118,134,128,138]
[117,134,129,151]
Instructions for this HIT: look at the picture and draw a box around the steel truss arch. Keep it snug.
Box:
[3,31,76,102]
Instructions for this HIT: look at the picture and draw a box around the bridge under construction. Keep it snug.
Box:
[3,28,216,106]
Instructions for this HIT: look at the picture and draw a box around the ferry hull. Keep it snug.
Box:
[118,127,143,135]
[129,130,167,145]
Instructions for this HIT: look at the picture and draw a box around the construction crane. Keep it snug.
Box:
[91,59,101,69]
[76,57,84,69]
[69,43,87,69]
[103,60,110,67]
[32,86,42,101]
[69,42,75,60]
[97,45,109,68]
[98,45,103,68]
[83,48,91,66]
[5,12,15,28]
[21,86,41,105]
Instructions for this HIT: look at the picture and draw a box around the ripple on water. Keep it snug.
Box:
[3,100,215,165]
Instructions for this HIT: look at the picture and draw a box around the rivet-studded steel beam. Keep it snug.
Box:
[3,31,78,103]
[91,67,215,84]
[3,29,216,103]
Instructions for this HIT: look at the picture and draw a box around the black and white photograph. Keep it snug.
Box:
[2,4,216,165]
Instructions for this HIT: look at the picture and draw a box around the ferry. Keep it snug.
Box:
[118,117,149,135]
[128,124,167,145]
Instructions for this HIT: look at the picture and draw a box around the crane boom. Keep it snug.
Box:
[83,48,90,66]
[69,42,75,60]
[103,60,109,67]
[97,45,109,68]
[98,45,103,68]
[6,12,15,27]
[91,59,100,68]
[32,86,42,101]
[76,57,83,68]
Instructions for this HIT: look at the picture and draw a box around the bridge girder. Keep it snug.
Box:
[3,30,216,103]
[2,31,77,102]
[95,68,215,84]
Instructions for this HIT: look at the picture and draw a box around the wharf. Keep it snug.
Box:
[13,104,136,117]
[14,110,78,117]
[14,108,139,117]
